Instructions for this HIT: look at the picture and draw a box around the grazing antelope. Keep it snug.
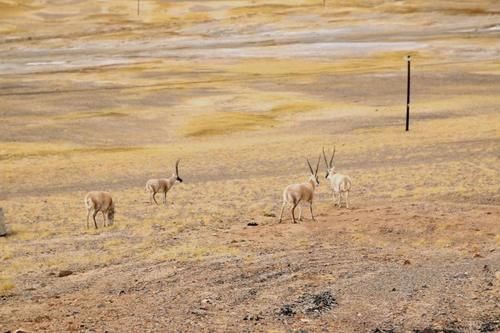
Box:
[279,155,321,224]
[85,191,115,229]
[145,159,183,205]
[323,146,352,208]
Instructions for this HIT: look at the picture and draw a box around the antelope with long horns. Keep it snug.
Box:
[145,159,183,205]
[323,146,352,208]
[279,155,321,223]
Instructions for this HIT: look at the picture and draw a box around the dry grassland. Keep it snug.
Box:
[0,0,499,332]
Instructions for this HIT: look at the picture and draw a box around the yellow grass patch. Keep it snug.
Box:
[224,51,431,77]
[495,235,500,247]
[351,113,499,150]
[104,239,125,249]
[55,110,128,120]
[182,100,323,137]
[183,111,277,137]
[267,329,287,333]
[40,250,119,270]
[0,244,13,261]
[380,1,499,15]
[0,276,15,294]
[0,142,145,161]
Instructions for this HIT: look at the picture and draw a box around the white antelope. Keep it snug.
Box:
[323,146,352,208]
[279,155,321,224]
[85,191,115,229]
[145,159,183,205]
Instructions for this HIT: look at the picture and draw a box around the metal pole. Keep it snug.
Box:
[0,208,7,236]
[405,55,411,131]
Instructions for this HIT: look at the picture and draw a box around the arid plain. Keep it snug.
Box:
[0,1,499,332]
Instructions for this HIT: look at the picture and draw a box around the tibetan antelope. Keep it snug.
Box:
[323,146,352,208]
[85,191,115,229]
[279,155,321,224]
[145,159,183,205]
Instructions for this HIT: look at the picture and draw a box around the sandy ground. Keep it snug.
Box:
[0,1,499,332]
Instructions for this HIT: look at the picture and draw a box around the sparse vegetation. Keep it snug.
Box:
[150,243,240,262]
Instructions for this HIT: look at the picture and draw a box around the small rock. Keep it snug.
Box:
[243,314,262,321]
[480,320,500,332]
[247,222,258,226]
[191,308,207,316]
[33,315,50,323]
[279,304,295,317]
[453,272,469,279]
[263,212,276,217]
[15,329,29,333]
[403,259,411,265]
[473,253,483,258]
[58,270,73,278]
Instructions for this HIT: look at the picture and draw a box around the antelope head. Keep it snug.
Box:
[322,146,336,179]
[107,207,115,225]
[307,155,321,186]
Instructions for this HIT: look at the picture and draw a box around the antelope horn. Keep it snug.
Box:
[329,146,336,167]
[322,147,330,168]
[306,159,314,175]
[175,159,180,175]
[315,154,321,175]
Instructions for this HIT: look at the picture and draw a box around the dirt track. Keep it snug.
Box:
[1,201,499,332]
